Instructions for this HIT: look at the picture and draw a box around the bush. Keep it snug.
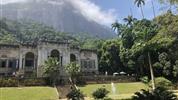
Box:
[0,78,18,87]
[132,87,177,100]
[104,97,113,100]
[66,89,84,100]
[23,79,46,86]
[92,88,109,99]
[76,77,86,86]
[0,78,47,87]
[149,77,172,89]
[140,76,149,84]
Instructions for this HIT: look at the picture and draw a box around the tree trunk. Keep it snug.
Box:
[148,52,155,90]
[141,5,144,19]
[69,77,78,90]
[130,7,133,16]
[151,0,156,18]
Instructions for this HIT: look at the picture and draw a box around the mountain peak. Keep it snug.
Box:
[0,0,116,38]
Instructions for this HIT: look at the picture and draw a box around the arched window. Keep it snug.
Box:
[50,49,60,60]
[25,52,35,67]
[70,54,76,62]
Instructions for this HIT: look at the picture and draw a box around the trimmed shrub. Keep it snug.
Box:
[23,79,46,86]
[149,77,172,89]
[0,78,46,87]
[76,77,86,86]
[66,89,84,100]
[140,76,149,84]
[0,78,18,87]
[92,88,109,99]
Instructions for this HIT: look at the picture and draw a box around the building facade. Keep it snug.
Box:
[0,41,98,77]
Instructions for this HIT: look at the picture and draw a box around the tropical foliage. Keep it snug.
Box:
[98,11,178,81]
[65,62,81,89]
[66,89,84,100]
[149,77,173,89]
[92,88,109,100]
[65,62,81,78]
[132,87,177,100]
[44,58,61,86]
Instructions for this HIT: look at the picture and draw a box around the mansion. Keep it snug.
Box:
[0,41,98,77]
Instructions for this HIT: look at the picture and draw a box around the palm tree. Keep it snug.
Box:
[134,0,156,90]
[148,52,155,90]
[123,15,137,26]
[142,19,156,90]
[65,62,80,89]
[44,58,61,86]
[111,21,122,36]
[151,0,156,18]
[134,0,145,18]
[150,0,156,90]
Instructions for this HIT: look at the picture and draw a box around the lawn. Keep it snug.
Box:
[78,82,149,100]
[0,87,59,100]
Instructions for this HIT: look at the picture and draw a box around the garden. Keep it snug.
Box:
[1,0,178,100]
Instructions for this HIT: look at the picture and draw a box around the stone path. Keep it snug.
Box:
[57,85,72,99]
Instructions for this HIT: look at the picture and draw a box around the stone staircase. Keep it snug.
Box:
[57,85,72,99]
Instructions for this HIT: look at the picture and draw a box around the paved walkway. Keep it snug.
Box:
[59,97,92,100]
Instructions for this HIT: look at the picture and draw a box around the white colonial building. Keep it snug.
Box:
[0,40,98,77]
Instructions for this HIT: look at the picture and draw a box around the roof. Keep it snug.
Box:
[39,40,70,44]
[80,49,97,53]
[0,43,19,48]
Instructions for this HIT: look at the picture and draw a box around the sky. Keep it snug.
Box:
[92,0,168,21]
[0,0,171,26]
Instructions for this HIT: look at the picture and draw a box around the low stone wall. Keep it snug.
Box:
[78,75,137,84]
[0,77,47,87]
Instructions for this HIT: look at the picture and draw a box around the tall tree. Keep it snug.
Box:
[112,21,122,36]
[151,0,156,18]
[134,0,145,18]
[123,15,137,26]
[99,39,124,74]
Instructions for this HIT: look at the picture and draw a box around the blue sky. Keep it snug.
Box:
[92,0,167,22]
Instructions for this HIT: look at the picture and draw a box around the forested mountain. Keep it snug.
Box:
[0,18,104,49]
[0,18,78,44]
[0,0,116,39]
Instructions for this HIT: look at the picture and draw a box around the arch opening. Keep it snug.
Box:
[50,49,60,60]
[70,54,77,62]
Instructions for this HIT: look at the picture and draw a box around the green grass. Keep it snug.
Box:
[0,87,58,100]
[0,83,148,100]
[78,82,149,99]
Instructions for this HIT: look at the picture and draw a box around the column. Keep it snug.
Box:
[6,59,9,69]
[19,52,23,69]
[5,59,8,76]
[22,58,25,69]
[60,56,63,66]
[16,59,19,70]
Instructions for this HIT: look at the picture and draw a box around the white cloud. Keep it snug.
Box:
[0,0,117,26]
[67,0,117,26]
[0,0,27,4]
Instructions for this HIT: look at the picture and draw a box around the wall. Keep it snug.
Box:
[80,50,98,73]
[0,46,19,74]
[37,42,70,77]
